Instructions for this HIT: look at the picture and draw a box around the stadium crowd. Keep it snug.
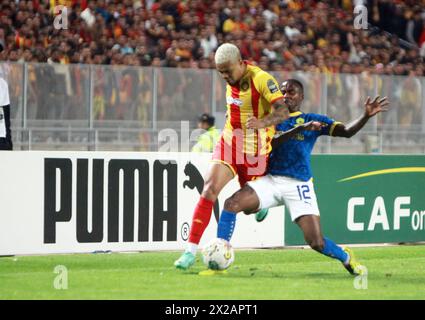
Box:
[0,0,424,76]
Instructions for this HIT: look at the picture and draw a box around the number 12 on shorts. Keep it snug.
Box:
[297,185,311,201]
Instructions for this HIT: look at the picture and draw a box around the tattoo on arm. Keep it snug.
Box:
[261,99,290,127]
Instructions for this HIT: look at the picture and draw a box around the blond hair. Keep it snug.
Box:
[214,43,241,65]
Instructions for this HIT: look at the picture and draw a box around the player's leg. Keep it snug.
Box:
[237,152,270,222]
[216,185,260,241]
[284,177,364,275]
[199,185,261,276]
[296,215,348,261]
[175,162,234,269]
[217,174,279,242]
[295,215,364,275]
[190,162,235,244]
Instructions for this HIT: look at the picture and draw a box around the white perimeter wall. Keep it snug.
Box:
[0,151,284,255]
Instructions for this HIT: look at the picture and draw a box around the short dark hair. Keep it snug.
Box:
[198,113,215,126]
[283,79,304,94]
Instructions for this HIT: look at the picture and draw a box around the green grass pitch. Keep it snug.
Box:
[1,245,424,299]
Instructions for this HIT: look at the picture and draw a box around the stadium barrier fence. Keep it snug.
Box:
[1,62,424,154]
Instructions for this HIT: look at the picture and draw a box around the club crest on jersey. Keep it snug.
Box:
[226,96,243,107]
[267,79,279,93]
[240,80,249,91]
[296,118,305,125]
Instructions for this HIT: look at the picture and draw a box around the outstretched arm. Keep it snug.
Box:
[247,98,290,129]
[271,121,324,149]
[332,96,389,138]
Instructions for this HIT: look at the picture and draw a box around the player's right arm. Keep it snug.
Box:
[332,96,389,138]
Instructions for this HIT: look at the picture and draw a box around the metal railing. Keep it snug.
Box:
[1,62,424,153]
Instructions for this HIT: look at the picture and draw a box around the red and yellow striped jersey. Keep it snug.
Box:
[223,62,284,155]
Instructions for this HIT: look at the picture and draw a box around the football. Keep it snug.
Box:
[201,238,235,270]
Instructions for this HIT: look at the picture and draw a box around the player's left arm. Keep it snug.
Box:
[332,95,389,138]
[271,121,324,149]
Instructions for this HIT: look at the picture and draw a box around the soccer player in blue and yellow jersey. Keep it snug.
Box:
[174,43,290,270]
[209,79,389,276]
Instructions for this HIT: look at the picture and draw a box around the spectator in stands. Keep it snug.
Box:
[0,0,423,76]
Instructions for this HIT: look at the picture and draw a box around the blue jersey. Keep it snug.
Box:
[268,112,340,181]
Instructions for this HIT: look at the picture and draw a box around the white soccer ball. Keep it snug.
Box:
[201,238,235,270]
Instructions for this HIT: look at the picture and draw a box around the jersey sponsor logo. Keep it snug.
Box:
[267,79,279,93]
[295,134,304,141]
[226,96,243,107]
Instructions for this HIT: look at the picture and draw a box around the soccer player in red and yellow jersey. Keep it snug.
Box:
[175,43,290,270]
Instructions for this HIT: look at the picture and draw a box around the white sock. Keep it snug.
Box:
[186,243,198,255]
